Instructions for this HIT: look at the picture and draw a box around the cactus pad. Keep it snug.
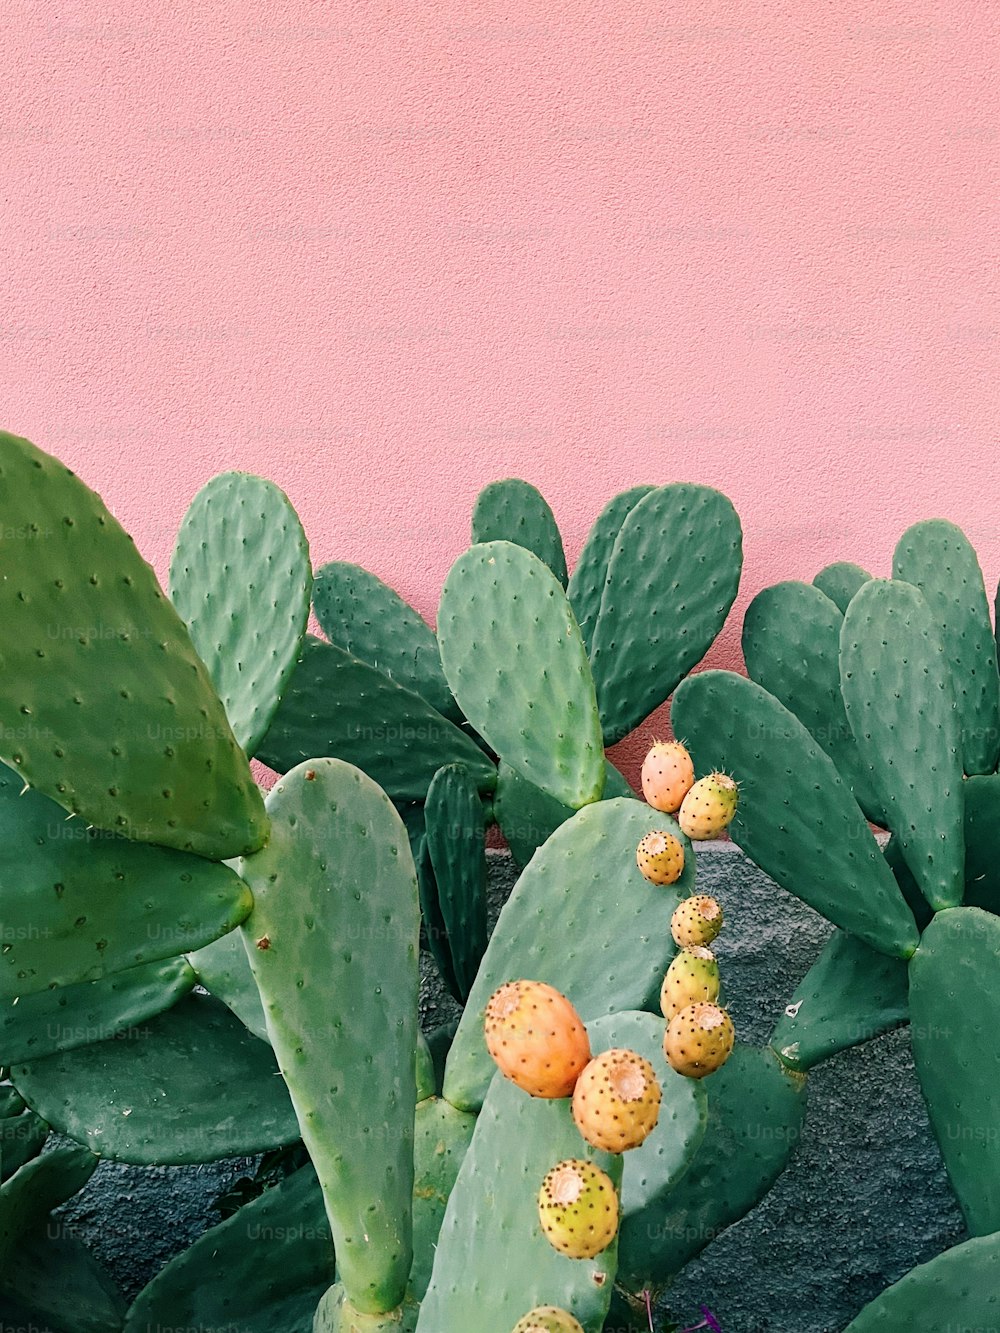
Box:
[841,579,964,910]
[0,430,267,857]
[841,1233,1000,1331]
[312,561,460,721]
[425,763,488,1000]
[169,471,312,757]
[909,906,1000,1235]
[11,991,300,1164]
[589,485,742,745]
[741,580,884,823]
[812,561,872,614]
[258,635,494,800]
[416,1073,621,1333]
[239,759,421,1315]
[0,956,195,1066]
[444,798,692,1111]
[769,930,909,1072]
[893,519,1000,774]
[0,760,253,1000]
[616,1045,806,1287]
[187,927,269,1041]
[566,485,656,654]
[437,542,604,808]
[471,479,568,586]
[494,759,634,869]
[671,671,919,957]
[124,1162,334,1333]
[409,1097,477,1301]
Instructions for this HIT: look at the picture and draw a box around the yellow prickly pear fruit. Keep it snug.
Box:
[641,740,695,813]
[484,980,591,1099]
[512,1308,585,1333]
[660,946,720,1020]
[670,894,723,949]
[678,772,738,840]
[571,1047,662,1152]
[636,829,685,885]
[663,1001,735,1079]
[537,1158,619,1259]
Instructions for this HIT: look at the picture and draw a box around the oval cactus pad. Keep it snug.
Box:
[0,432,266,858]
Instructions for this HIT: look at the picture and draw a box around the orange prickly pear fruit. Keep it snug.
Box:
[664,1001,735,1079]
[660,946,720,1020]
[537,1158,619,1258]
[484,980,590,1098]
[571,1047,662,1152]
[512,1309,585,1333]
[636,829,685,885]
[641,741,695,813]
[678,772,738,840]
[670,894,723,949]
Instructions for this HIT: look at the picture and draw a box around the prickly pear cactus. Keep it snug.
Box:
[471,479,568,586]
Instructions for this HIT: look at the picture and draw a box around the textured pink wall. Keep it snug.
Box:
[3,2,999,775]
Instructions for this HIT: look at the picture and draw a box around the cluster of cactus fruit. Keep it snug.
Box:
[0,421,997,1331]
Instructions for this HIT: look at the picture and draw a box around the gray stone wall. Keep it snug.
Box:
[55,847,964,1332]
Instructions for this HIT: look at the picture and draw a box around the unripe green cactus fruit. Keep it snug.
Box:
[537,1159,619,1259]
[678,773,738,840]
[660,947,720,1020]
[512,1307,585,1333]
[636,830,685,886]
[571,1048,662,1152]
[640,741,695,814]
[485,981,591,1099]
[664,1002,735,1079]
[670,896,723,949]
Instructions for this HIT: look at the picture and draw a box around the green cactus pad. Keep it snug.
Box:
[585,1012,708,1276]
[443,798,692,1112]
[494,759,634,869]
[769,930,909,1072]
[617,1045,806,1286]
[409,1097,477,1301]
[313,562,460,722]
[589,484,742,745]
[437,542,604,808]
[124,1162,334,1333]
[3,1230,126,1333]
[425,764,488,1001]
[407,809,462,1001]
[566,486,656,654]
[671,671,919,957]
[841,1233,1000,1331]
[0,760,253,1000]
[11,992,300,1164]
[0,430,267,858]
[416,1073,621,1333]
[0,956,195,1066]
[258,636,494,801]
[169,471,312,758]
[840,579,964,910]
[0,1143,97,1267]
[187,926,268,1042]
[963,775,1000,913]
[894,519,1000,774]
[741,580,884,824]
[471,479,568,586]
[0,1102,47,1181]
[315,1285,419,1332]
[239,759,420,1315]
[812,561,872,614]
[909,906,1000,1235]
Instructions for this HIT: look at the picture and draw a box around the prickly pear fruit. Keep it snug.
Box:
[670,895,723,949]
[663,1001,735,1079]
[537,1158,619,1259]
[571,1047,662,1152]
[485,980,591,1098]
[678,772,738,840]
[660,946,720,1020]
[636,830,685,886]
[641,741,695,813]
[512,1308,585,1333]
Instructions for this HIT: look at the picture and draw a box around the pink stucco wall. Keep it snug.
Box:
[3,3,998,775]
